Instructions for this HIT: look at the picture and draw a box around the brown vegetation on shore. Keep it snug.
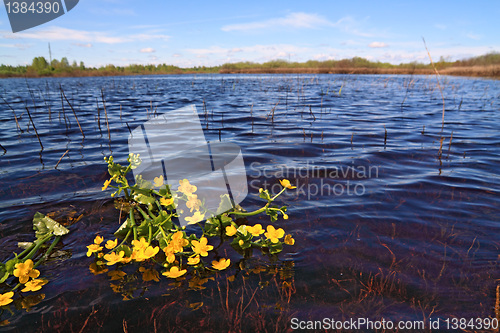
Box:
[219,65,500,78]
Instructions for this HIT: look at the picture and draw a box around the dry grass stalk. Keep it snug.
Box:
[422,38,446,131]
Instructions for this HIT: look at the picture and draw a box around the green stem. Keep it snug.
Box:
[270,187,287,201]
[129,209,138,241]
[123,187,131,201]
[148,224,152,244]
[158,225,168,240]
[228,204,269,217]
[133,226,138,241]
[23,234,52,260]
[147,209,156,220]
[117,228,132,248]
[135,206,150,220]
[33,236,60,269]
[16,242,37,260]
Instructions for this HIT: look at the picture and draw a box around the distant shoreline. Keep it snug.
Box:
[219,65,500,78]
[1,65,498,79]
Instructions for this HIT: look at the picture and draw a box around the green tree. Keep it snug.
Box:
[31,56,49,72]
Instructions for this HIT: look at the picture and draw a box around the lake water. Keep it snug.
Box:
[0,74,499,332]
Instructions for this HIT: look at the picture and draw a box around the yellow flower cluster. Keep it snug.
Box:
[177,179,206,225]
[225,223,293,245]
[163,231,189,263]
[87,235,160,266]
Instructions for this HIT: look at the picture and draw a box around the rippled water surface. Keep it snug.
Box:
[0,74,499,332]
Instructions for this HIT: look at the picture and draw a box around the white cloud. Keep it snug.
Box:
[368,42,389,48]
[0,43,30,50]
[221,12,336,32]
[2,26,170,44]
[128,33,170,42]
[187,44,309,62]
[73,43,93,48]
[140,47,155,53]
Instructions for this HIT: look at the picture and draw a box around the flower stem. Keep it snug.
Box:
[228,204,268,217]
[33,236,60,269]
[23,234,52,261]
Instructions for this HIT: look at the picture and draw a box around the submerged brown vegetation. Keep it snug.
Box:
[1,52,499,78]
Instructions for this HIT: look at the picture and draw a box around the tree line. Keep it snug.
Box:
[0,52,499,78]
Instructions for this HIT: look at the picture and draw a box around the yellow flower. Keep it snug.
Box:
[212,258,231,271]
[186,194,201,212]
[104,251,125,266]
[153,175,164,188]
[170,231,189,253]
[279,179,296,189]
[13,259,40,284]
[185,211,205,225]
[247,224,265,237]
[187,256,200,265]
[86,244,103,257]
[238,240,244,246]
[133,245,160,262]
[21,279,48,292]
[102,179,112,191]
[284,234,295,245]
[105,239,118,250]
[191,237,213,257]
[178,179,197,196]
[225,225,237,236]
[162,266,187,279]
[108,270,126,281]
[0,292,14,307]
[94,235,104,245]
[163,245,176,264]
[139,267,160,282]
[120,256,132,264]
[160,197,174,206]
[283,214,289,220]
[264,225,285,243]
[131,237,149,252]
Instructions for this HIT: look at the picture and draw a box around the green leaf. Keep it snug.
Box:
[203,219,219,237]
[269,242,283,254]
[153,210,172,228]
[114,219,132,238]
[259,190,270,200]
[134,194,156,206]
[32,212,70,238]
[219,214,234,227]
[158,187,172,197]
[108,161,124,177]
[5,258,19,274]
[134,175,153,190]
[216,194,233,215]
[114,245,132,257]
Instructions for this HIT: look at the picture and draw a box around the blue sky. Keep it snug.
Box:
[0,0,499,68]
